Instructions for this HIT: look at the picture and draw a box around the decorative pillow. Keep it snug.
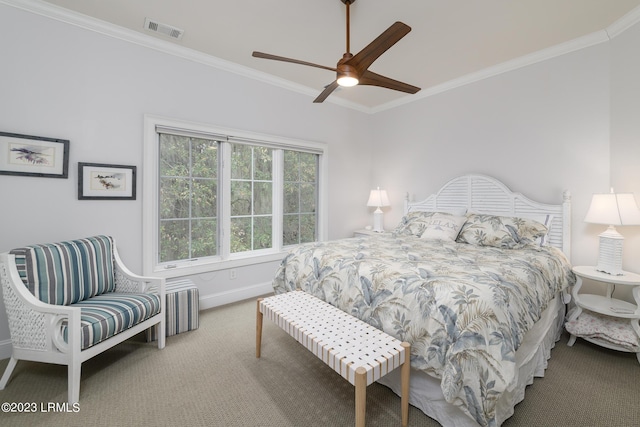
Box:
[419,213,467,241]
[522,214,554,246]
[392,211,437,237]
[565,308,640,351]
[456,213,548,249]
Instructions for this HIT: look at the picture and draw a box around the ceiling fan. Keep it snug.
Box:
[252,0,421,103]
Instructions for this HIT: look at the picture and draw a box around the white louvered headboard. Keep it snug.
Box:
[404,174,571,258]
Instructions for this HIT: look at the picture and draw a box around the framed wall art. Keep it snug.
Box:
[78,162,137,200]
[0,131,70,178]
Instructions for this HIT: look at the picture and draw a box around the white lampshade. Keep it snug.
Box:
[367,188,390,208]
[585,191,640,275]
[367,187,390,233]
[584,193,640,225]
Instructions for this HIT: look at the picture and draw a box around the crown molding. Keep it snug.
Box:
[607,4,640,39]
[371,29,613,113]
[4,0,640,115]
[1,0,370,113]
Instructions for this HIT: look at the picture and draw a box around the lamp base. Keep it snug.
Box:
[595,226,624,276]
[372,208,384,233]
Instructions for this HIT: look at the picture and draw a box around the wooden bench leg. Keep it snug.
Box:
[354,366,367,427]
[401,342,411,427]
[256,298,263,358]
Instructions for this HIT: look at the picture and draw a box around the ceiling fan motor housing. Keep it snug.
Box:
[337,53,359,86]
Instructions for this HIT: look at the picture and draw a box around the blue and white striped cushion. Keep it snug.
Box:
[63,292,162,349]
[10,235,115,305]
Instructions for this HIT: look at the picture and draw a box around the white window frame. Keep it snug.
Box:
[142,114,328,277]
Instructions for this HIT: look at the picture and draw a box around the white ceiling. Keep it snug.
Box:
[36,0,640,110]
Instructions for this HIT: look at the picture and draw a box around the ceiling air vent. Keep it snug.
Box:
[144,18,184,40]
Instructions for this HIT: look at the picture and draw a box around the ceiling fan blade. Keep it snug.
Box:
[358,70,421,94]
[313,81,340,103]
[252,51,337,72]
[347,22,411,73]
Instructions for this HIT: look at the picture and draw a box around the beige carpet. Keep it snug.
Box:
[0,297,638,427]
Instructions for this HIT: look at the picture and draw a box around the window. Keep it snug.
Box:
[143,116,327,275]
[230,144,273,253]
[283,150,318,245]
[159,134,219,263]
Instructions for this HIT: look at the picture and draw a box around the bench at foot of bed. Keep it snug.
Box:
[256,290,411,427]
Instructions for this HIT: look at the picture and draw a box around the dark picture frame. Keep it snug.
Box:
[78,162,137,200]
[0,131,70,178]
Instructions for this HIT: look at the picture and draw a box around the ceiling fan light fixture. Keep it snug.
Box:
[337,75,359,87]
[336,63,359,87]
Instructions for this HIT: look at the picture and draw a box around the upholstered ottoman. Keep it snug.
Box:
[146,278,199,341]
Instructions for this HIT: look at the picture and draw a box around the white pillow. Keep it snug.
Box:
[419,213,467,241]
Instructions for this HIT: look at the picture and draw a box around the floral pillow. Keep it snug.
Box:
[419,213,467,241]
[456,213,548,249]
[392,211,437,237]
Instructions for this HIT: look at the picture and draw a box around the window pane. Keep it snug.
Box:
[191,139,217,178]
[254,182,272,215]
[300,214,316,243]
[283,214,299,246]
[254,216,272,250]
[299,152,318,182]
[253,146,272,180]
[160,177,189,219]
[231,181,251,216]
[160,219,189,262]
[283,150,318,245]
[192,219,217,258]
[283,150,298,182]
[284,183,299,214]
[159,135,189,177]
[192,179,216,218]
[300,182,316,213]
[230,217,251,253]
[231,144,251,179]
[230,144,273,253]
[159,133,218,263]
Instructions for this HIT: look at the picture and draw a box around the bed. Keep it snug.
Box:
[272,174,575,427]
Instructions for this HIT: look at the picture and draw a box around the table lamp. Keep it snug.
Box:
[584,190,640,275]
[367,187,390,233]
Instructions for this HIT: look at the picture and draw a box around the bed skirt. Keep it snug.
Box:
[377,294,566,427]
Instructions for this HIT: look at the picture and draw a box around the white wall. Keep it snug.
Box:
[2,3,640,357]
[369,43,611,269]
[610,20,640,302]
[0,4,372,355]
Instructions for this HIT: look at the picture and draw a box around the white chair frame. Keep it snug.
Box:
[0,243,165,403]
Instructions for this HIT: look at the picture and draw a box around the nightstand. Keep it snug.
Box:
[353,229,392,237]
[567,266,640,363]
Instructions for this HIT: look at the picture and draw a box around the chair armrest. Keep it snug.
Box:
[0,253,81,354]
[113,246,165,298]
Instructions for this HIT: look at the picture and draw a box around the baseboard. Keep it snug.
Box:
[199,281,273,311]
[0,338,12,360]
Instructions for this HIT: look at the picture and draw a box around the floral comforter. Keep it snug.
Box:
[272,234,575,426]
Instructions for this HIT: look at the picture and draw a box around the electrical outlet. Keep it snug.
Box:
[229,269,237,280]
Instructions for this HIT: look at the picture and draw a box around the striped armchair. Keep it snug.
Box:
[0,235,165,403]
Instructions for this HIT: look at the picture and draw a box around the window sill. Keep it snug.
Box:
[151,251,287,278]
